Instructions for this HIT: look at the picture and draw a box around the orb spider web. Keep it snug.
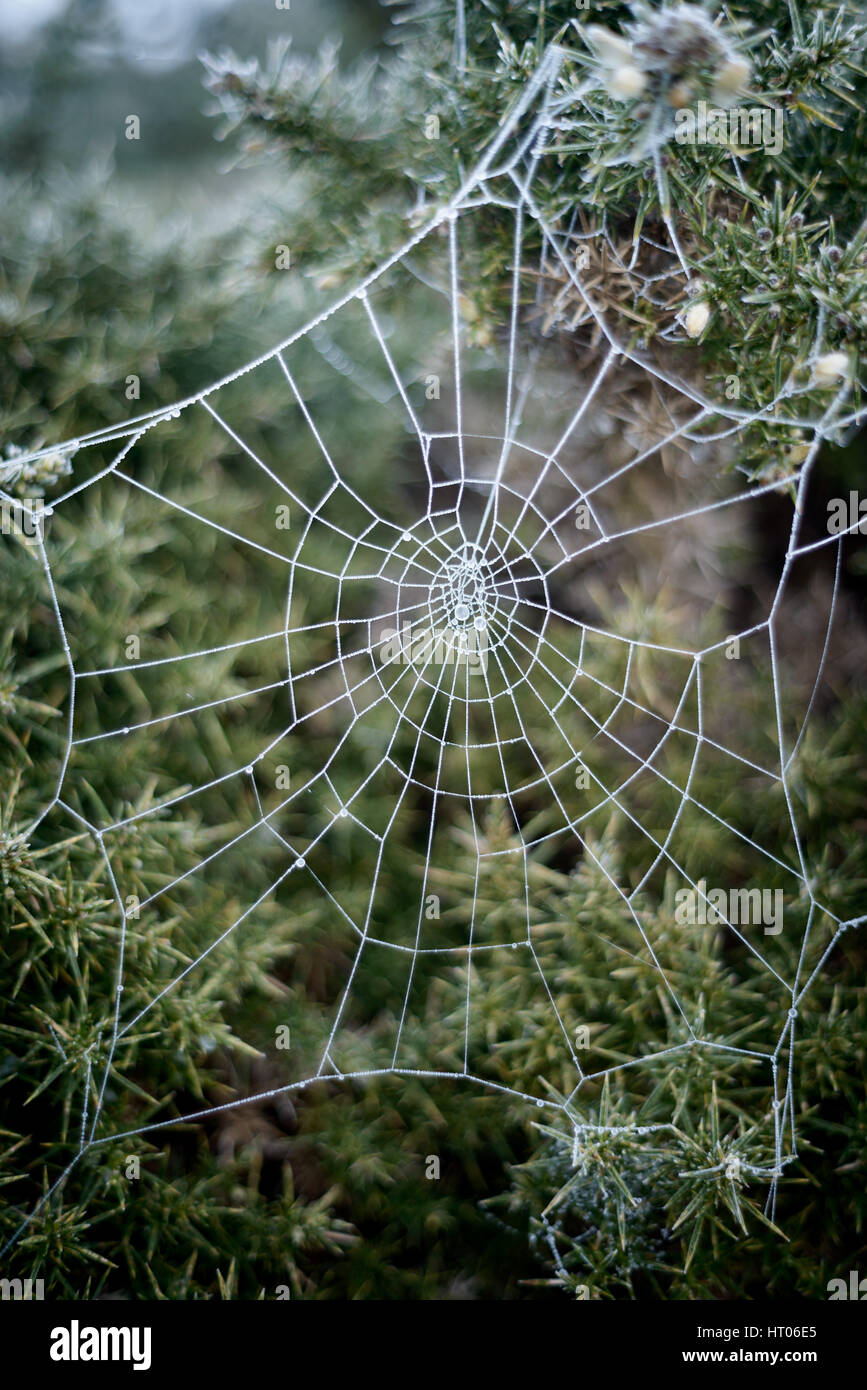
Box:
[3,44,864,1257]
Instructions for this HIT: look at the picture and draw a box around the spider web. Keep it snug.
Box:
[3,44,865,1258]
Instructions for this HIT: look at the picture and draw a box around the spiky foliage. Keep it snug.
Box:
[205,0,867,482]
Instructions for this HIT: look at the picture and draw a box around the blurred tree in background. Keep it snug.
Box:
[1,0,866,1300]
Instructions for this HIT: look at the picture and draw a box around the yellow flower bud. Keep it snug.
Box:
[606,64,647,100]
[812,351,850,386]
[683,301,711,338]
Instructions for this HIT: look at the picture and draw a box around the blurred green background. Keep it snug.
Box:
[1,0,866,1302]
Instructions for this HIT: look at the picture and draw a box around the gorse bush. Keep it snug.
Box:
[1,0,865,1300]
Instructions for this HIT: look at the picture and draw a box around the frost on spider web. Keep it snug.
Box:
[3,43,864,1251]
